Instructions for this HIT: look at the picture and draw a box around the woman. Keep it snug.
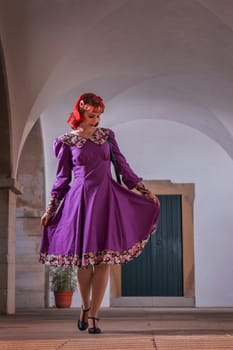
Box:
[40,92,160,334]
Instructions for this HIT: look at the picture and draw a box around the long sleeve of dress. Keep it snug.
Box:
[108,129,142,189]
[50,138,72,200]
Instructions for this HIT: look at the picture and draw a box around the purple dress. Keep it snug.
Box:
[39,128,160,268]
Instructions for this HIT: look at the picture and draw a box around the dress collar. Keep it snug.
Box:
[59,127,110,148]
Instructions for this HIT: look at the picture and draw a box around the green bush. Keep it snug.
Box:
[50,266,77,292]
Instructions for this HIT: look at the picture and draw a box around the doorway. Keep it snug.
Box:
[122,195,183,297]
[110,180,195,307]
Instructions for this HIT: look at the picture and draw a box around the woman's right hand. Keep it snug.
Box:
[40,213,52,226]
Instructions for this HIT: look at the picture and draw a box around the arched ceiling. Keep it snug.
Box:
[197,0,233,33]
[0,40,12,176]
[1,0,233,172]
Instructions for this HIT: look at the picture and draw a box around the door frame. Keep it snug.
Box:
[110,180,195,307]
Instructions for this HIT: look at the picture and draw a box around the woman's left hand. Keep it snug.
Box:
[145,192,160,206]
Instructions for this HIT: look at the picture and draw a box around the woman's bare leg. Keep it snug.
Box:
[88,264,110,327]
[77,266,93,322]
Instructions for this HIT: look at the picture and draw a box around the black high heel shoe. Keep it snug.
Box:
[88,317,101,334]
[77,306,90,331]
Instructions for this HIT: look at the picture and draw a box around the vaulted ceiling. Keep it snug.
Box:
[1,0,233,173]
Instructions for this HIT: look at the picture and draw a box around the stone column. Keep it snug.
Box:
[0,178,22,314]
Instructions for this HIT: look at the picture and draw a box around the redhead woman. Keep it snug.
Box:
[40,92,160,334]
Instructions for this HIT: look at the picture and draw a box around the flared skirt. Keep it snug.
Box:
[39,178,160,268]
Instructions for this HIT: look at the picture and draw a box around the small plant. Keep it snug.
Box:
[50,266,77,292]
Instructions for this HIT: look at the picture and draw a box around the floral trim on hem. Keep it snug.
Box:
[39,235,154,269]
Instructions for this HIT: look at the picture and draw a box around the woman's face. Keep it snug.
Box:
[80,110,101,128]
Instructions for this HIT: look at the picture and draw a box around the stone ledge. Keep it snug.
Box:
[0,178,23,194]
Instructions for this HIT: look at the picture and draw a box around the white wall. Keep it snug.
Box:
[113,119,233,307]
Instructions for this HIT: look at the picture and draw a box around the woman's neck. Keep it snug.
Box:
[72,126,96,139]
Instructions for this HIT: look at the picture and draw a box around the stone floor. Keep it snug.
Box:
[0,307,233,349]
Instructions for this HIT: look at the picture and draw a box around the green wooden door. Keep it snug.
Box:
[122,195,183,296]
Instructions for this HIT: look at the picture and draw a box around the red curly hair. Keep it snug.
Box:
[67,93,105,130]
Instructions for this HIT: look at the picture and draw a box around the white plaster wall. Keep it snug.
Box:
[113,120,233,307]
